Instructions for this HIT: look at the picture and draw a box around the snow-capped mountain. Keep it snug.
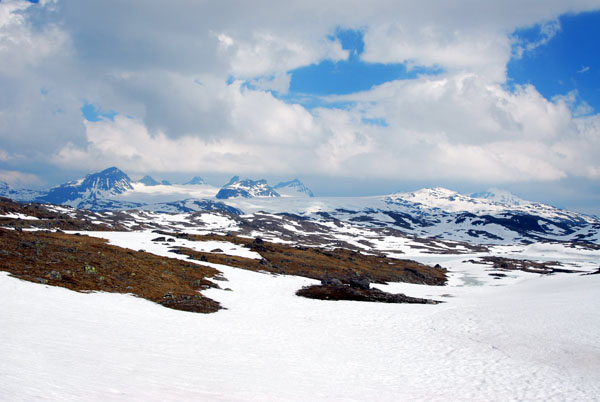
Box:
[219,186,599,244]
[0,181,45,202]
[383,187,592,223]
[306,187,599,244]
[215,176,280,199]
[20,167,227,213]
[184,176,206,185]
[471,188,527,206]
[274,179,314,197]
[37,167,134,208]
[3,167,599,245]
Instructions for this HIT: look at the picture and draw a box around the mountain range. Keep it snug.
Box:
[1,166,598,245]
[0,167,315,210]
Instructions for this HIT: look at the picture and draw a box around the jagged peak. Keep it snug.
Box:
[38,167,133,204]
[184,176,206,185]
[101,166,125,175]
[225,176,240,186]
[216,176,279,199]
[138,175,160,186]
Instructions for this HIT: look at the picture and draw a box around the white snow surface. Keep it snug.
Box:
[0,213,39,220]
[1,230,599,401]
[115,182,220,203]
[471,187,528,206]
[87,230,262,260]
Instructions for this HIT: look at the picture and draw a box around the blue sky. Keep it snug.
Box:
[508,11,600,115]
[287,29,442,97]
[1,0,600,214]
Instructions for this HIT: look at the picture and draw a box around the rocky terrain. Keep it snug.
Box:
[1,168,599,312]
[0,197,449,309]
[3,167,598,245]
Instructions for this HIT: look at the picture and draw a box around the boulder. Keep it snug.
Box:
[349,276,370,290]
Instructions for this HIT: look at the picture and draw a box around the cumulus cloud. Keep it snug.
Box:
[52,85,378,177]
[2,0,600,193]
[50,72,600,185]
[52,116,264,174]
[52,87,323,175]
[552,90,594,117]
[220,31,348,79]
[0,0,68,75]
[362,24,512,82]
[324,72,600,182]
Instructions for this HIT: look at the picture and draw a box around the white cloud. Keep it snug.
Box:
[221,30,348,79]
[246,72,292,94]
[362,24,512,82]
[0,169,41,186]
[552,90,594,117]
[51,71,600,185]
[52,86,376,177]
[314,108,375,171]
[53,116,260,174]
[323,71,600,183]
[216,33,234,48]
[52,86,325,175]
[3,0,600,191]
[577,66,590,73]
[0,0,68,75]
[512,19,561,59]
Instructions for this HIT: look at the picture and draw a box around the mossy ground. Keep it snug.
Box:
[169,233,447,286]
[0,229,221,313]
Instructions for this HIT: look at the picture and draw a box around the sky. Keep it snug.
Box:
[1,0,600,214]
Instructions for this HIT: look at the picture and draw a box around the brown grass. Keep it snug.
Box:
[0,228,222,313]
[169,233,447,286]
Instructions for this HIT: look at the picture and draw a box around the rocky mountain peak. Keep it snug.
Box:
[38,167,133,205]
[216,177,280,199]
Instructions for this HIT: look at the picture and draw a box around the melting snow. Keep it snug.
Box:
[0,213,39,220]
[1,244,599,401]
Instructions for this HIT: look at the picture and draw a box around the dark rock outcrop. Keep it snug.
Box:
[297,283,440,304]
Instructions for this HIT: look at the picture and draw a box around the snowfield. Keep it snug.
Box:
[1,231,599,401]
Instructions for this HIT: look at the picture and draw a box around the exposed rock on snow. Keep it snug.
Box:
[296,283,441,304]
[37,167,134,208]
[216,176,280,199]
